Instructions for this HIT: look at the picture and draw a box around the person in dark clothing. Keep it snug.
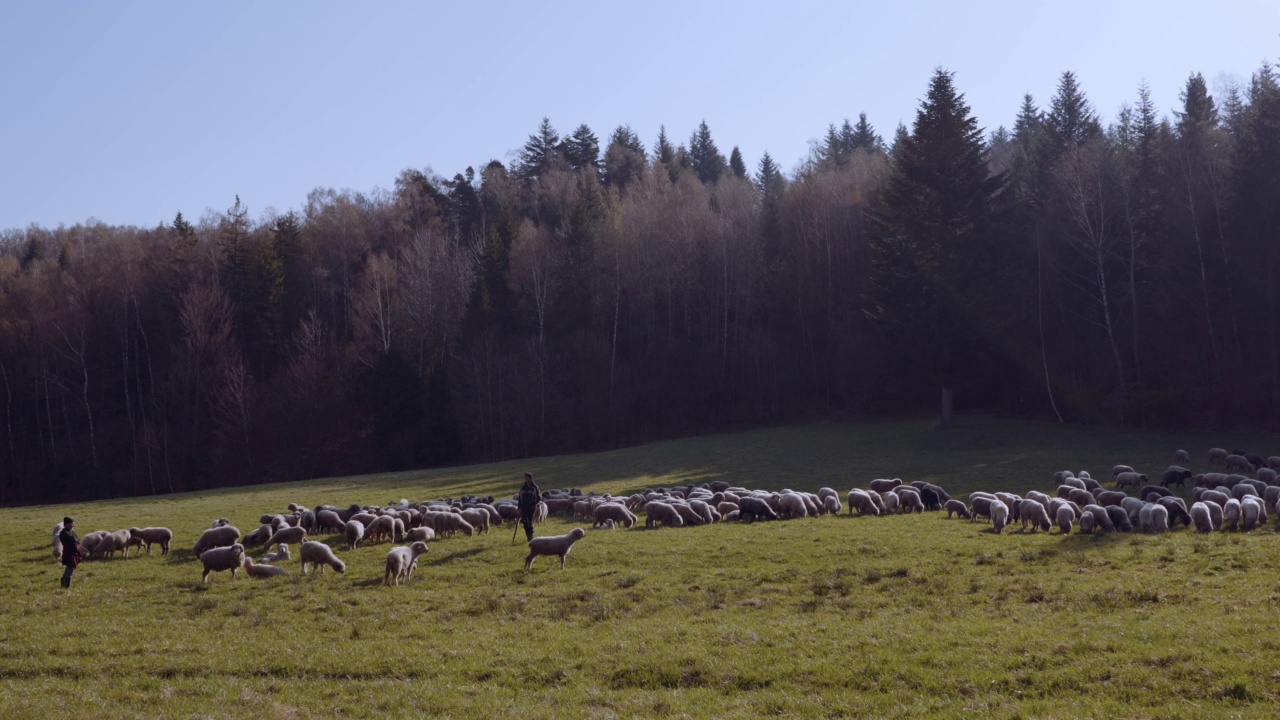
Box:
[518,473,541,543]
[58,516,82,589]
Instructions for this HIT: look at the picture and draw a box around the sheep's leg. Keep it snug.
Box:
[202,569,210,583]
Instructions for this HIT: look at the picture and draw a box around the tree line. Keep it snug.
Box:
[1,63,1278,504]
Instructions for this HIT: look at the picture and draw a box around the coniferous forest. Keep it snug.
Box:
[2,66,1279,504]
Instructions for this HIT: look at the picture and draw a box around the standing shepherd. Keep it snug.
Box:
[518,472,541,543]
[58,517,83,589]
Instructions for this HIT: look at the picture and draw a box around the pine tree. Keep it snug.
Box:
[516,117,562,182]
[1042,71,1101,156]
[561,123,601,175]
[1013,94,1041,145]
[218,196,251,308]
[755,152,785,197]
[654,126,674,165]
[819,123,846,168]
[729,146,747,178]
[270,211,307,340]
[444,169,484,245]
[603,125,646,190]
[688,120,726,184]
[848,113,883,153]
[868,69,1005,426]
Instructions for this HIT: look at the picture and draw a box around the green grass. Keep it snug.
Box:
[3,416,1280,719]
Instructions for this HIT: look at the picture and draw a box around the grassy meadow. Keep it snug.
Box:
[2,416,1280,719]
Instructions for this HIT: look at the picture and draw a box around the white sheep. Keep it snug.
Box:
[990,500,1009,534]
[1242,497,1264,531]
[1223,499,1242,531]
[943,499,970,519]
[459,508,492,535]
[405,527,435,542]
[644,502,685,528]
[1174,449,1191,463]
[778,492,809,519]
[243,557,287,579]
[847,490,880,517]
[1079,511,1096,534]
[525,528,586,570]
[299,541,346,575]
[533,501,549,524]
[384,541,430,586]
[52,522,64,561]
[894,487,925,514]
[1112,464,1135,477]
[1019,499,1052,533]
[263,543,291,563]
[262,526,307,551]
[1055,505,1073,534]
[431,512,475,538]
[1208,448,1228,463]
[882,492,900,514]
[345,520,365,550]
[592,503,637,529]
[869,478,902,493]
[1190,502,1214,533]
[128,527,174,555]
[193,525,241,558]
[1225,454,1254,473]
[200,543,246,582]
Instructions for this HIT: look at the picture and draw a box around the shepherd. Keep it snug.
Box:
[518,472,541,543]
[58,517,83,589]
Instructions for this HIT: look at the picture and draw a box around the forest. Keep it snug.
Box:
[1,64,1277,504]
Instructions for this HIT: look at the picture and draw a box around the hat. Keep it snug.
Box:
[63,516,74,525]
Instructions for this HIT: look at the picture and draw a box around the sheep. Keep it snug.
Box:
[315,510,345,534]
[262,526,307,551]
[384,541,431,586]
[593,503,638,529]
[1120,497,1147,524]
[1161,466,1193,488]
[533,501,549,524]
[262,543,290,563]
[1223,498,1242,531]
[1203,500,1224,530]
[717,501,740,517]
[1225,454,1254,473]
[299,541,346,575]
[995,493,1022,521]
[1067,488,1096,507]
[846,490,880,517]
[1245,453,1266,470]
[345,520,365,550]
[1139,503,1169,534]
[737,496,778,522]
[869,478,901,493]
[200,543,246,582]
[1095,490,1128,508]
[1268,455,1280,471]
[690,500,719,524]
[243,524,274,547]
[644,502,685,528]
[1208,448,1229,464]
[817,487,839,504]
[1174,449,1191,463]
[365,515,397,543]
[1081,477,1103,494]
[915,485,942,511]
[894,487,925,514]
[778,492,809,519]
[525,528,586,570]
[1140,485,1172,502]
[1060,476,1087,491]
[1106,506,1133,532]
[1053,470,1073,485]
[79,531,108,559]
[243,557,287,579]
[883,491,900,514]
[1112,464,1135,478]
[349,512,378,527]
[822,495,842,515]
[128,527,173,556]
[1201,489,1231,507]
[1078,470,1092,480]
[1114,472,1146,489]
[1190,502,1214,533]
[669,503,705,526]
[1231,483,1259,501]
[943,499,970,519]
[96,529,134,559]
[1025,490,1053,511]
[1055,504,1074,534]
[193,525,240,558]
[459,508,492,535]
[1257,468,1278,485]
[990,500,1009,534]
[1154,497,1191,528]
[1265,485,1280,510]
[1019,500,1052,533]
[1079,511,1096,534]
[212,518,231,528]
[1242,497,1265,531]
[1083,505,1115,532]
[405,527,435,543]
[969,496,999,523]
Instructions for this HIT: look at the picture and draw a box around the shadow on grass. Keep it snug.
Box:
[429,547,488,565]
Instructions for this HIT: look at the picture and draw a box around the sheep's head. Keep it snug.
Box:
[569,528,586,541]
[410,541,429,556]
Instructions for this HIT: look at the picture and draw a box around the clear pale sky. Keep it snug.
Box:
[2,1,1276,230]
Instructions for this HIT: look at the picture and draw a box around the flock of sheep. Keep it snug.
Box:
[50,446,1280,586]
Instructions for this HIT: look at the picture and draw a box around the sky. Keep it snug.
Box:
[1,0,1276,230]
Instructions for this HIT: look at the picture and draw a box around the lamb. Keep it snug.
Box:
[593,503,638,529]
[737,496,778,522]
[1114,472,1146,489]
[1139,503,1169,534]
[128,527,173,555]
[52,522,65,561]
[644,502,685,528]
[990,500,1009,534]
[869,478,901,493]
[524,528,586,570]
[1225,454,1254,473]
[943,499,970,519]
[299,540,346,575]
[1208,448,1229,463]
[262,543,290,562]
[1174,449,1191,463]
[262,525,307,551]
[459,508,492,535]
[384,541,430,586]
[1190,502,1214,533]
[243,557,287,578]
[200,543,246,582]
[1055,504,1074,534]
[1019,500,1052,533]
[533,501,548,524]
[345,520,365,550]
[1161,466,1193,488]
[193,525,241,558]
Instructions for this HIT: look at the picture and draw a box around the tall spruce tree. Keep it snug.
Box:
[603,125,646,190]
[729,146,747,178]
[561,123,601,176]
[516,117,562,182]
[688,120,726,184]
[867,69,1005,426]
[848,112,883,153]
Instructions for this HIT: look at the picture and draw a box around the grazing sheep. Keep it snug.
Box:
[459,508,492,535]
[1223,499,1242,531]
[243,524,274,547]
[1055,505,1074,534]
[883,492,900,514]
[1079,511,1096,534]
[525,528,586,570]
[644,502,685,528]
[1257,468,1277,485]
[193,525,241,558]
[1230,483,1259,501]
[593,503,638,529]
[1112,464,1135,478]
[1067,488,1096,507]
[1161,466,1193,488]
[263,543,290,563]
[990,500,1009,534]
[345,521,365,550]
[778,493,809,519]
[1201,489,1231,507]
[1081,477,1103,493]
[1139,503,1169,534]
[1078,471,1092,480]
[1203,500,1224,530]
[869,478,902,493]
[1140,485,1172,502]
[243,557,287,578]
[1061,476,1087,491]
[200,543,246,582]
[79,531,108,559]
[128,527,174,556]
[597,519,616,530]
[994,493,1022,521]
[1242,497,1265,531]
[1208,448,1229,464]
[1174,449,1191,463]
[1083,505,1115,532]
[405,527,435,542]
[1114,472,1146,489]
[384,541,431,586]
[1155,497,1191,528]
[847,490,880,517]
[1245,453,1266,470]
[1106,505,1133,532]
[943,499,970,519]
[365,515,397,543]
[299,541,346,575]
[894,487,925,514]
[262,526,307,551]
[1019,500,1052,533]
[718,501,740,517]
[1053,470,1073,485]
[1120,497,1147,524]
[431,512,475,538]
[822,495,842,515]
[1026,491,1053,511]
[969,496,998,523]
[1190,502,1214,533]
[737,497,778,523]
[96,529,133,559]
[1267,456,1280,471]
[1095,490,1127,508]
[315,510,345,534]
[1225,454,1254,473]
[691,500,720,524]
[1264,485,1280,510]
